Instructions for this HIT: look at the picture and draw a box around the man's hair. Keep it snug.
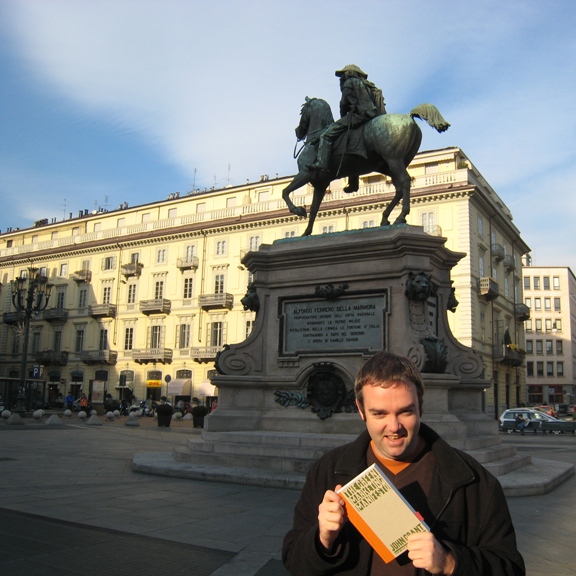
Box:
[354,352,424,414]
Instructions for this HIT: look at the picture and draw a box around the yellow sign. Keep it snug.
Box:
[146,380,162,388]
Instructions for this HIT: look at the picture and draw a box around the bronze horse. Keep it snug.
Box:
[282,97,450,236]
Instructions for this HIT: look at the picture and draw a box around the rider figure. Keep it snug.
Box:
[308,65,386,191]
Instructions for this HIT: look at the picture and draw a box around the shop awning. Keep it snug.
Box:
[198,380,216,396]
[167,378,192,396]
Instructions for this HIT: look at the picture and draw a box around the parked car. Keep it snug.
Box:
[534,405,559,418]
[499,408,562,432]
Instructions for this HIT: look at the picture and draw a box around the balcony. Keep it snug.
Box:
[139,298,171,315]
[121,262,143,278]
[515,303,530,322]
[42,307,69,323]
[88,303,117,318]
[132,348,173,364]
[503,254,516,272]
[176,256,199,271]
[2,310,26,324]
[71,269,92,283]
[491,243,505,262]
[478,277,499,301]
[198,293,234,310]
[500,344,526,366]
[34,349,69,366]
[80,349,118,365]
[188,346,224,362]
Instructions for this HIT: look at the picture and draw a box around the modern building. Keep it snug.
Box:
[0,147,530,418]
[521,263,576,407]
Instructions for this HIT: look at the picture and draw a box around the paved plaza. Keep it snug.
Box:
[1,414,576,575]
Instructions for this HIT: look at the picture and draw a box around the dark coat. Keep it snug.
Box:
[282,424,525,576]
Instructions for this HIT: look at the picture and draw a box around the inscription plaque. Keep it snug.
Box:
[281,293,387,355]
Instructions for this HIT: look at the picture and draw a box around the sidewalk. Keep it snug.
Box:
[0,414,575,575]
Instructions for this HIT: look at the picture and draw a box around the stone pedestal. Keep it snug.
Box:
[209,225,489,444]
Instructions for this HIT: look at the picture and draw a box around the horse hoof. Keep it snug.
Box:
[381,218,390,226]
[294,207,307,218]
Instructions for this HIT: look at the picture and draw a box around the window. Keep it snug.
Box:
[557,362,564,376]
[421,212,435,233]
[75,329,85,352]
[543,276,550,290]
[99,329,108,350]
[155,281,164,299]
[533,277,540,290]
[525,319,532,332]
[554,319,562,331]
[479,253,485,278]
[183,278,193,299]
[546,340,553,355]
[258,191,270,202]
[56,291,65,308]
[72,227,80,236]
[117,218,125,228]
[51,231,58,240]
[214,274,225,294]
[527,362,534,377]
[284,230,296,238]
[81,259,90,270]
[210,321,224,347]
[536,362,544,376]
[168,208,177,218]
[322,225,335,234]
[131,253,140,264]
[554,298,561,312]
[478,216,484,237]
[79,289,87,308]
[524,297,531,309]
[556,340,563,355]
[93,222,101,232]
[536,340,543,355]
[545,319,553,332]
[53,330,62,351]
[534,298,541,311]
[185,245,195,261]
[216,240,227,256]
[246,319,255,338]
[177,324,191,349]
[524,277,530,290]
[127,284,137,304]
[39,266,48,277]
[196,202,206,213]
[226,197,237,208]
[124,327,134,350]
[544,297,551,311]
[157,248,166,263]
[150,326,163,348]
[142,213,150,223]
[102,256,115,271]
[546,362,554,377]
[525,340,533,354]
[535,319,542,332]
[249,235,260,251]
[31,332,41,354]
[553,276,560,290]
[504,277,510,299]
[102,286,111,304]
[362,220,375,228]
[59,263,68,277]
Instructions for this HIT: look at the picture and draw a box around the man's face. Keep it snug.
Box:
[356,380,422,462]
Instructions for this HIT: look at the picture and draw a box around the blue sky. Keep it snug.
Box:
[1,0,575,271]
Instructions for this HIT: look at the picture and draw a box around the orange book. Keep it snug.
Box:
[337,464,429,563]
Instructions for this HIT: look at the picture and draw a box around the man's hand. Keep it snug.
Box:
[407,532,455,575]
[317,485,347,551]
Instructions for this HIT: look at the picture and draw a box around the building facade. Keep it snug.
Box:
[0,147,530,418]
[522,264,576,406]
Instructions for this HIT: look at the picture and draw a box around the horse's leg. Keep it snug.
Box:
[282,171,310,218]
[302,184,326,236]
[382,161,411,225]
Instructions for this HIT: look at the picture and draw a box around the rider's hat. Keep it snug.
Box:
[335,64,368,79]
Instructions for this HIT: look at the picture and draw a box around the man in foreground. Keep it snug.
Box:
[283,352,525,575]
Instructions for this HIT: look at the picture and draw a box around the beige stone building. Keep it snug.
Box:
[521,264,576,407]
[0,146,530,418]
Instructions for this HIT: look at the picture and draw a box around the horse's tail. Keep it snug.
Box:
[410,104,450,133]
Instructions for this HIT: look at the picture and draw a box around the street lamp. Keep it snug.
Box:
[10,267,53,413]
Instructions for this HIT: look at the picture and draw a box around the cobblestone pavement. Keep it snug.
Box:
[1,413,576,575]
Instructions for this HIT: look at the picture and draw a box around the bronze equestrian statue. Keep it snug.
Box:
[282,65,450,236]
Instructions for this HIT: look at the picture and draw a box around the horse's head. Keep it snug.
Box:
[295,97,334,141]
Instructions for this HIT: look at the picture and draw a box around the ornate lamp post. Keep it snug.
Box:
[10,267,53,413]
